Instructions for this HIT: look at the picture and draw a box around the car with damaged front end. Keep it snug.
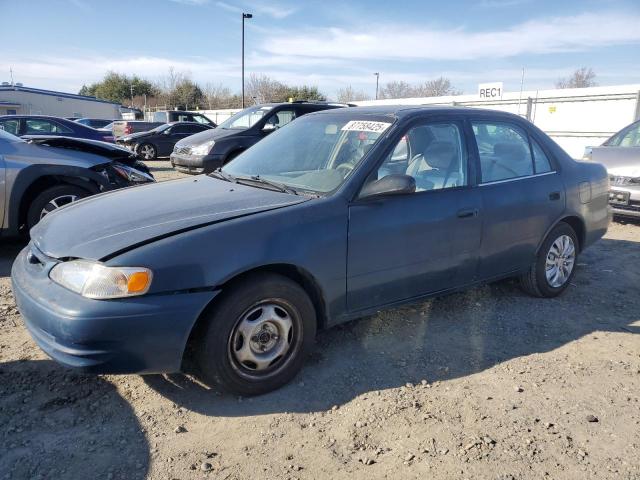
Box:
[12,106,610,396]
[0,131,154,235]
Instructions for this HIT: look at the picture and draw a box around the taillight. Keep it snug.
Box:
[124,125,132,135]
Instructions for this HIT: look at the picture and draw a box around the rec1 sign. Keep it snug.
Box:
[478,82,503,99]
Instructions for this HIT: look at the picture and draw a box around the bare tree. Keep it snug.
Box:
[245,74,288,104]
[556,67,597,89]
[336,86,371,103]
[413,77,461,97]
[379,81,413,99]
[203,83,240,109]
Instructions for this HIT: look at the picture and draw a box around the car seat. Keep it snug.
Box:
[406,141,460,190]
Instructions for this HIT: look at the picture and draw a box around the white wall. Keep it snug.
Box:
[199,108,241,125]
[0,89,121,119]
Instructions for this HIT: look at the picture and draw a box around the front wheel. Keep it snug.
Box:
[137,143,157,160]
[26,185,90,229]
[195,273,316,396]
[519,222,578,298]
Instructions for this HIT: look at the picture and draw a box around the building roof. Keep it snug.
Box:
[0,85,120,105]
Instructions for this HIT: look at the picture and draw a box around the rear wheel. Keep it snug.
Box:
[519,222,578,298]
[137,143,157,160]
[26,185,90,229]
[195,273,316,396]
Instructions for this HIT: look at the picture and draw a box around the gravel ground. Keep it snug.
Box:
[1,161,639,480]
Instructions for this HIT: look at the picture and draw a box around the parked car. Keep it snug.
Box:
[152,110,216,127]
[170,101,347,174]
[117,122,214,160]
[75,118,115,129]
[12,106,609,396]
[111,120,164,138]
[584,119,640,218]
[0,115,115,143]
[0,130,154,235]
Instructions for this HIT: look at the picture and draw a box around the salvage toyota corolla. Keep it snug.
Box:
[12,106,610,395]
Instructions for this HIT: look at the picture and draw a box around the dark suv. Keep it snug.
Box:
[170,101,347,174]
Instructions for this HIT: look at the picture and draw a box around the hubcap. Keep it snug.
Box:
[545,234,576,288]
[139,145,154,159]
[229,302,294,375]
[40,194,79,220]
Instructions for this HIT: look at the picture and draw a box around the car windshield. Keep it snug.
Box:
[0,128,24,142]
[218,106,273,130]
[222,113,395,194]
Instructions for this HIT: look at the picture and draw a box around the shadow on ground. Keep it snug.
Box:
[0,360,149,480]
[144,237,640,417]
[0,240,26,278]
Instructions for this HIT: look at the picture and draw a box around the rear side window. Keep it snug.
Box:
[531,139,552,173]
[472,122,533,183]
[25,119,72,134]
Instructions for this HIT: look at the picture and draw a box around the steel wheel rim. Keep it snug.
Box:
[228,300,298,378]
[545,234,576,288]
[139,144,155,159]
[40,194,79,220]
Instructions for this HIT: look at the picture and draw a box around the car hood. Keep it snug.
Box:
[591,147,640,177]
[175,127,242,148]
[119,130,155,142]
[31,175,309,260]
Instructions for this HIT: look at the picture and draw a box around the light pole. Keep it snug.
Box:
[242,12,253,108]
[374,72,380,100]
[130,84,135,107]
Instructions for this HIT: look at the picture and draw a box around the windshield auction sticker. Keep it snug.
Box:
[341,120,391,133]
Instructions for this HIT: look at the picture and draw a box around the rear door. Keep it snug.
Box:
[347,117,482,312]
[471,119,564,279]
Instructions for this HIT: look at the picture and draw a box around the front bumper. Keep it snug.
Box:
[609,186,640,218]
[11,246,218,374]
[170,152,225,175]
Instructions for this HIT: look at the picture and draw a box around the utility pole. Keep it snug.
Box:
[130,84,135,107]
[9,67,14,86]
[374,72,380,100]
[242,12,253,108]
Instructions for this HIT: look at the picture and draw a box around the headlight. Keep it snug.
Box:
[50,260,153,299]
[190,140,215,156]
[111,163,155,183]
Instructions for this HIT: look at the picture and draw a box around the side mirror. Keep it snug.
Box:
[262,123,277,133]
[359,174,416,199]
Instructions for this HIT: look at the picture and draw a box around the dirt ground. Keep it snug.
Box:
[1,160,639,480]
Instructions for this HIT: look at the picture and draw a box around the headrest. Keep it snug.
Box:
[424,141,456,169]
[493,142,527,162]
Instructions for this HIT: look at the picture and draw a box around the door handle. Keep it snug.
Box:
[457,208,479,218]
[549,191,561,201]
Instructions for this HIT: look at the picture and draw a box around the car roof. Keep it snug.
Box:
[165,121,211,126]
[308,105,527,121]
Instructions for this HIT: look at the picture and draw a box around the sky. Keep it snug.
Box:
[1,0,640,99]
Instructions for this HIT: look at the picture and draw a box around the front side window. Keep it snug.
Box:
[375,122,467,192]
[0,119,20,135]
[265,109,296,129]
[223,114,393,194]
[25,119,72,135]
[472,122,534,183]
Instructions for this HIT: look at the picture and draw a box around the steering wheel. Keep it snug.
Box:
[335,162,355,177]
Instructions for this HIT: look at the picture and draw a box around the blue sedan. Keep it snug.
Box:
[12,106,610,395]
[0,115,115,142]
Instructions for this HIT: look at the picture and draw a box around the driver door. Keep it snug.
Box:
[346,118,482,312]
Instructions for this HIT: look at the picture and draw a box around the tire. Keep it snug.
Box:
[195,273,316,396]
[519,222,579,298]
[137,143,157,160]
[26,185,90,229]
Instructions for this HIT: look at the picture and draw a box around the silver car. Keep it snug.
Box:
[584,119,640,218]
[0,129,154,236]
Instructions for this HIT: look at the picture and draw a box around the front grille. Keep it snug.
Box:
[174,146,191,155]
[609,175,639,186]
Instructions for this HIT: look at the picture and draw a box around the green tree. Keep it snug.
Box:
[78,71,156,105]
[169,79,205,109]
